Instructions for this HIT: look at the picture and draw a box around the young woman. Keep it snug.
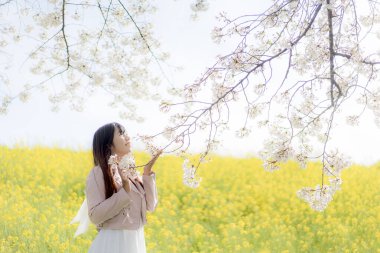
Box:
[86,122,162,253]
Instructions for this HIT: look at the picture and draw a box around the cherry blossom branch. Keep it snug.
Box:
[61,0,70,69]
[0,0,12,7]
[147,0,379,209]
[116,0,172,85]
[334,52,380,65]
[1,1,167,117]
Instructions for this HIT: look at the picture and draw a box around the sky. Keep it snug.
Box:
[1,1,380,166]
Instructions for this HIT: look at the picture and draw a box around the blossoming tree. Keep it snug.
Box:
[1,0,379,211]
[156,0,380,211]
[0,0,167,120]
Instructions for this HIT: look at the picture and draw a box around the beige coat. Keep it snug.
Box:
[85,165,158,231]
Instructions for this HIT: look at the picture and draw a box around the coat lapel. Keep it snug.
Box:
[129,178,145,198]
[116,176,145,198]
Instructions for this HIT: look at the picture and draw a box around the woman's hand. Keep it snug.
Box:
[144,149,163,175]
[117,165,132,192]
[117,166,129,181]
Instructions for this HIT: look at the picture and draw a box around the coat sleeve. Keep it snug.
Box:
[142,172,158,212]
[85,167,133,225]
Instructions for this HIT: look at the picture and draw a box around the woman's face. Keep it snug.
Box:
[110,126,131,157]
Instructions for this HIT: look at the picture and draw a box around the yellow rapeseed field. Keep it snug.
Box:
[0,145,379,253]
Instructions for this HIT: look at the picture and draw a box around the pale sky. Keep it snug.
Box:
[1,1,380,166]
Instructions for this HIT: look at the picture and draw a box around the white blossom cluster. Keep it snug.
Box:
[297,151,350,211]
[0,0,166,119]
[258,121,295,172]
[190,0,209,20]
[297,178,342,212]
[235,127,251,138]
[108,153,140,182]
[297,186,331,212]
[159,101,171,113]
[323,151,351,177]
[137,134,161,157]
[182,159,202,188]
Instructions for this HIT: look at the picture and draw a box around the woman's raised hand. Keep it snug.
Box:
[144,149,163,175]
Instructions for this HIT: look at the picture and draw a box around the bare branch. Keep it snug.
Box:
[61,0,70,69]
[334,52,380,65]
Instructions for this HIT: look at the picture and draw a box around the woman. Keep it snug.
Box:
[86,122,162,253]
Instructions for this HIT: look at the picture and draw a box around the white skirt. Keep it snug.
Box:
[88,226,146,253]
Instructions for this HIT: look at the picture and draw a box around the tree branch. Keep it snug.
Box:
[61,0,70,69]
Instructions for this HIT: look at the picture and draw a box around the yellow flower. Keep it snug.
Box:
[1,145,379,252]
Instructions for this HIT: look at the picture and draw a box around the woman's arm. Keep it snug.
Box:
[86,167,132,225]
[143,172,158,212]
[142,150,162,212]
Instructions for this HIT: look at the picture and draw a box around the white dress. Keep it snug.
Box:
[70,195,147,253]
[88,225,146,253]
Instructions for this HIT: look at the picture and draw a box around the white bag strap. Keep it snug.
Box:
[70,192,90,238]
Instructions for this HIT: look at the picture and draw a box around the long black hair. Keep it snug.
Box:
[92,122,126,199]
